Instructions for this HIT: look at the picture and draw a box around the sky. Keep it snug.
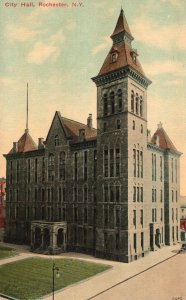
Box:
[0,0,186,194]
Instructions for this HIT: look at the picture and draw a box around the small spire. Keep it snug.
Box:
[25,83,29,133]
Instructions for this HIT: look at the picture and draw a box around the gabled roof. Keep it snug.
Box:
[9,130,37,154]
[151,125,178,152]
[62,117,97,143]
[111,8,133,39]
[98,42,145,76]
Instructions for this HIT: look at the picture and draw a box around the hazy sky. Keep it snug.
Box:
[0,0,186,194]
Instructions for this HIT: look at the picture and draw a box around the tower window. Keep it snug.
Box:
[116,119,121,130]
[131,90,134,113]
[103,122,107,132]
[110,92,115,114]
[136,94,139,115]
[133,120,135,130]
[117,89,122,112]
[140,96,143,117]
[103,94,108,116]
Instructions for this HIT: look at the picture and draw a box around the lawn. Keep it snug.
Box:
[0,257,111,300]
[0,246,17,260]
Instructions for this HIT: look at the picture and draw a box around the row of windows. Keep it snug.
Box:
[103,89,123,116]
[152,154,163,182]
[104,206,121,227]
[152,189,163,202]
[104,145,121,178]
[131,91,143,117]
[133,149,143,178]
[133,186,143,202]
[104,185,120,202]
[103,119,121,132]
[152,208,164,222]
[132,121,143,133]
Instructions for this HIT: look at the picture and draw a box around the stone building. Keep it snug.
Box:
[4,9,181,262]
[0,178,6,241]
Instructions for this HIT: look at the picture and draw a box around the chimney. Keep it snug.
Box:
[79,129,85,142]
[157,122,163,129]
[38,138,45,149]
[13,142,18,153]
[147,129,151,143]
[87,114,93,128]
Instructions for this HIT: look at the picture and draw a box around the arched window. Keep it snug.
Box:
[48,154,54,166]
[112,53,117,63]
[136,94,139,115]
[110,92,115,114]
[131,90,134,113]
[54,135,59,146]
[103,94,108,116]
[59,152,66,180]
[117,89,122,112]
[140,96,143,117]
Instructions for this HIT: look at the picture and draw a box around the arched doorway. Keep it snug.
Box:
[43,228,50,249]
[34,227,42,249]
[57,228,64,248]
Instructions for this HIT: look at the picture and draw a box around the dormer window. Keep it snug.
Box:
[111,52,117,63]
[54,135,59,146]
[131,49,138,64]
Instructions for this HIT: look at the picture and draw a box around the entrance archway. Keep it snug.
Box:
[57,228,64,247]
[34,227,42,249]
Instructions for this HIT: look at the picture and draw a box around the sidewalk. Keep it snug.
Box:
[0,243,181,300]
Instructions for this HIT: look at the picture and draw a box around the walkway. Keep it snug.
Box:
[0,243,182,300]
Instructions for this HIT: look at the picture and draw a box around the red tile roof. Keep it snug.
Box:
[62,117,97,143]
[111,9,133,38]
[9,130,37,154]
[98,42,145,76]
[151,126,178,152]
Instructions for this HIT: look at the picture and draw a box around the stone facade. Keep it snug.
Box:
[4,9,182,262]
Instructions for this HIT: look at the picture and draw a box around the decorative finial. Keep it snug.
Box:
[25,83,29,133]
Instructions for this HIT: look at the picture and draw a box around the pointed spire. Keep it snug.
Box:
[25,83,29,133]
[111,8,133,41]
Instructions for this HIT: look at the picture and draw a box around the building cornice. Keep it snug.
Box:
[92,66,151,89]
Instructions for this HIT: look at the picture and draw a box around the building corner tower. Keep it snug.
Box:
[92,9,151,262]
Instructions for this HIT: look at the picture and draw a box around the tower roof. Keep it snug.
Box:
[111,8,133,39]
[151,124,178,152]
[97,9,146,78]
[9,130,37,154]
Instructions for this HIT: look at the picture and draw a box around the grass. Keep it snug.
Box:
[0,246,17,260]
[0,257,111,300]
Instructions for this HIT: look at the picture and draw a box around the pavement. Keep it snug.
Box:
[0,242,183,300]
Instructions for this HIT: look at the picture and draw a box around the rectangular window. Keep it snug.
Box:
[152,208,154,222]
[137,150,140,178]
[133,210,136,228]
[140,209,143,226]
[63,208,66,221]
[84,185,88,202]
[160,156,163,182]
[28,159,31,184]
[171,158,174,183]
[42,157,45,182]
[141,232,144,251]
[115,147,120,177]
[104,186,109,202]
[104,148,109,177]
[74,207,78,223]
[110,149,114,177]
[74,186,78,202]
[16,160,19,183]
[35,158,38,184]
[172,208,174,222]
[116,186,120,202]
[134,233,137,253]
[161,208,163,222]
[104,207,108,226]
[94,150,97,179]
[140,151,143,178]
[133,149,136,177]
[160,189,163,202]
[133,187,136,202]
[63,187,66,202]
[137,187,140,202]
[110,186,114,202]
[141,187,143,202]
[116,233,119,250]
[84,207,88,224]
[172,190,174,202]
[175,159,178,183]
[155,208,157,222]
[74,153,78,180]
[84,151,88,180]
[152,189,154,202]
[116,208,120,227]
